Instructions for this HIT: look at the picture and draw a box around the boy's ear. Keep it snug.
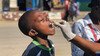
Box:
[28,29,38,37]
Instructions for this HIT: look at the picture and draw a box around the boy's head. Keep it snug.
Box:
[18,10,55,37]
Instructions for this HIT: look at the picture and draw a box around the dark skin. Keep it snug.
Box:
[70,35,100,56]
[27,11,55,48]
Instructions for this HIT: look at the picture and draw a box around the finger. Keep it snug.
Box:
[54,22,61,27]
[53,20,66,27]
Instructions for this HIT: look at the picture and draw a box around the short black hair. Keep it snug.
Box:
[18,10,39,36]
[18,10,32,36]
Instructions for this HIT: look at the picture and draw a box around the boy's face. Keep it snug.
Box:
[31,11,55,35]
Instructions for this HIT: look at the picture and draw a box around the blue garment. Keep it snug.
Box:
[22,39,55,56]
[71,22,86,56]
[71,14,100,56]
[60,0,64,4]
[32,0,39,8]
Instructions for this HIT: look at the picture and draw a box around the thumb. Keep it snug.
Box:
[54,22,61,27]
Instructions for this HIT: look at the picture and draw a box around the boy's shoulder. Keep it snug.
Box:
[22,40,54,56]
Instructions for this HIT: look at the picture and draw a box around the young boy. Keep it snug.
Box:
[18,10,55,56]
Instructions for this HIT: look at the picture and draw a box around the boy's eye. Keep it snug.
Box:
[40,17,49,21]
[37,19,44,22]
[37,17,50,22]
[40,19,44,22]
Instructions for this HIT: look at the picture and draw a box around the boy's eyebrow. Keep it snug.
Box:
[32,12,47,21]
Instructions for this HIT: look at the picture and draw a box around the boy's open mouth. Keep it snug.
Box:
[49,23,54,28]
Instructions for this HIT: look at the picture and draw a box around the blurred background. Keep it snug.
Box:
[0,0,91,21]
[0,0,91,56]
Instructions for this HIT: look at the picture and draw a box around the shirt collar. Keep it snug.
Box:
[32,40,52,51]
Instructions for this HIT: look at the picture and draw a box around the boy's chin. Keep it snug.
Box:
[48,32,55,36]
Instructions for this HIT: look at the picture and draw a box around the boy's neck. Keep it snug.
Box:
[37,36,49,48]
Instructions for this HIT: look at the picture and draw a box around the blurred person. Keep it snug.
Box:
[62,0,70,21]
[2,0,10,11]
[55,0,100,56]
[60,0,65,5]
[18,10,55,56]
[75,0,80,16]
[43,0,53,11]
[68,0,80,21]
[55,20,100,56]
[17,0,26,11]
[71,0,100,56]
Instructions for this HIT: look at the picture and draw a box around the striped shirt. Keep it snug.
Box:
[22,39,55,56]
[71,14,100,56]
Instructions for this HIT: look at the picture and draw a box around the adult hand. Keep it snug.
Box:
[54,20,76,41]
